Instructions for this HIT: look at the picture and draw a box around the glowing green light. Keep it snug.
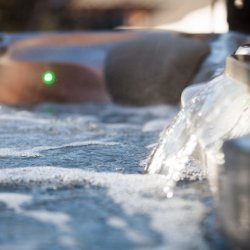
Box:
[42,71,56,85]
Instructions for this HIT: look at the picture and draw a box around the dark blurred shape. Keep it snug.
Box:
[105,33,210,105]
[226,0,250,34]
[0,0,36,31]
[0,0,160,31]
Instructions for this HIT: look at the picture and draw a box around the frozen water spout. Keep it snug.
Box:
[145,44,250,191]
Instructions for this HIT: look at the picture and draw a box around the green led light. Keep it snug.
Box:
[42,71,56,85]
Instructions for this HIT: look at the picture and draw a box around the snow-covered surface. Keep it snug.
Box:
[0,103,215,250]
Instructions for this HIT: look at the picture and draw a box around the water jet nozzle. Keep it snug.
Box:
[225,44,250,88]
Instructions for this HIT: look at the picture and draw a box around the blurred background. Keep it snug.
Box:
[0,0,228,33]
